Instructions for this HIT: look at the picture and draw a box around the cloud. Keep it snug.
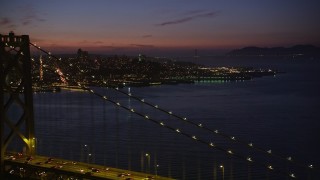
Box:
[97,45,133,52]
[20,4,46,26]
[30,37,46,43]
[130,44,155,48]
[78,40,104,45]
[99,45,117,49]
[21,14,46,26]
[156,10,219,26]
[22,19,32,26]
[1,4,46,30]
[182,9,207,16]
[38,18,46,22]
[0,17,16,29]
[0,17,10,25]
[94,41,104,44]
[78,40,89,44]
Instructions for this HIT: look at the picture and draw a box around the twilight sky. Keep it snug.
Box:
[1,0,320,56]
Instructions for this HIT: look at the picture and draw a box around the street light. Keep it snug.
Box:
[31,137,37,154]
[155,164,159,176]
[220,165,224,180]
[145,153,150,173]
[81,144,88,162]
[88,153,92,163]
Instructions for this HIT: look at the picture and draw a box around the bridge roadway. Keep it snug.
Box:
[4,152,174,180]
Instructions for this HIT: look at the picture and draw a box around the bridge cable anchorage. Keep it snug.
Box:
[109,85,317,172]
[24,42,316,178]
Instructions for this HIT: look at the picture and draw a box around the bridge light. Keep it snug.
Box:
[247,157,252,162]
[268,165,273,170]
[290,173,295,178]
[227,150,233,154]
[231,136,236,140]
[198,123,203,127]
[155,105,158,108]
[209,142,214,147]
[192,136,197,140]
[183,117,187,121]
[214,130,219,134]
[267,150,272,154]
[160,122,165,126]
[248,143,253,147]
[168,111,172,114]
[309,164,313,168]
[176,129,180,133]
[130,109,135,112]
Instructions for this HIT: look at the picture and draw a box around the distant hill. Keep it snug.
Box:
[227,45,320,57]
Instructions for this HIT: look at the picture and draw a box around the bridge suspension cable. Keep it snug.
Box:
[110,86,316,172]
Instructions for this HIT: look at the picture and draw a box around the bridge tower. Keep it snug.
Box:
[0,32,35,173]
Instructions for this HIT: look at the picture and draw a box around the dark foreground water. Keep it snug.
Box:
[7,57,320,179]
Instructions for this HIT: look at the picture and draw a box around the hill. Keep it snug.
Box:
[227,45,320,57]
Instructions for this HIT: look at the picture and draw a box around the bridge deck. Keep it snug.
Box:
[4,152,174,180]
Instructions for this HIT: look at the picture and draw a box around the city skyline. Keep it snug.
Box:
[1,0,320,56]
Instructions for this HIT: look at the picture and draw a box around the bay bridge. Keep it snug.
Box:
[1,32,319,179]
